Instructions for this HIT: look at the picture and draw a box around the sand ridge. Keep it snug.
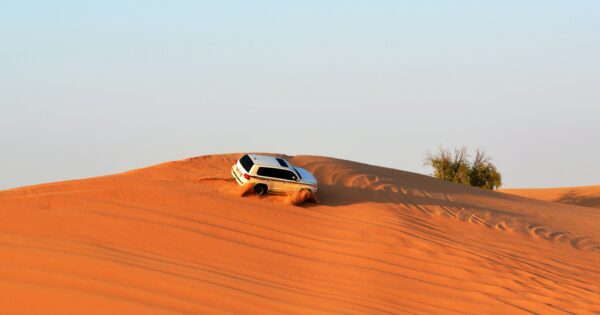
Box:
[1,153,599,314]
[502,186,600,209]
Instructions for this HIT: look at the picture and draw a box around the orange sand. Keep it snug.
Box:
[502,186,600,209]
[1,154,599,314]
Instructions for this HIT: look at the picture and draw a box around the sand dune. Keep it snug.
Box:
[1,154,599,314]
[502,186,600,209]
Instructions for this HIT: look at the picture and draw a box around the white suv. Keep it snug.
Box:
[231,154,318,195]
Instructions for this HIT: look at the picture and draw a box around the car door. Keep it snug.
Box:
[256,167,297,193]
[270,169,298,193]
[256,167,277,191]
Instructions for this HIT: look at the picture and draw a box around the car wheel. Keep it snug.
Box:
[253,184,267,196]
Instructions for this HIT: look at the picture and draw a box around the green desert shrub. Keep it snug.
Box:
[425,147,502,190]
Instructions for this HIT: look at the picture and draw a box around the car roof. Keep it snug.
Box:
[246,154,292,169]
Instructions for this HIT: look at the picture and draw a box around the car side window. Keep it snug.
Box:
[257,168,297,181]
[283,170,297,181]
[257,167,276,178]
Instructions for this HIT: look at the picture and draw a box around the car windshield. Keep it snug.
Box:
[294,168,302,180]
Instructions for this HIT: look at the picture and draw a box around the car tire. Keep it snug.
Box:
[302,188,315,197]
[253,184,267,196]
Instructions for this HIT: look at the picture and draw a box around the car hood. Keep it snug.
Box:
[295,167,317,185]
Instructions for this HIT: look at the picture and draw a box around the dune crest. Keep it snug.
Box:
[1,153,599,314]
[502,186,600,209]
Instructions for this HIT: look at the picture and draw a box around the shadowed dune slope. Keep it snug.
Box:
[1,153,599,314]
[502,186,600,209]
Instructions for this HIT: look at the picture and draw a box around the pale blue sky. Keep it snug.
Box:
[1,1,599,189]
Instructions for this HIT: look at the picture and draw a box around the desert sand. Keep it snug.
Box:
[1,153,599,314]
[502,186,600,209]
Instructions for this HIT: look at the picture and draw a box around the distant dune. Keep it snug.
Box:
[502,186,600,209]
[1,154,599,314]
